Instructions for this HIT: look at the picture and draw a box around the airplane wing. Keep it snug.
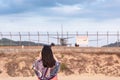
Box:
[51,37,73,39]
[62,37,74,39]
[50,37,59,39]
[89,39,102,41]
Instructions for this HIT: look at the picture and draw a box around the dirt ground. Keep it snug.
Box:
[0,74,120,80]
[0,46,120,80]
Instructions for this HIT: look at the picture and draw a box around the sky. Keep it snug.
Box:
[0,0,120,32]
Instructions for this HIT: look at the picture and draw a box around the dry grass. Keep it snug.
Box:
[0,46,120,77]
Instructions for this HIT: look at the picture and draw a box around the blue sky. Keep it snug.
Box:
[0,0,120,32]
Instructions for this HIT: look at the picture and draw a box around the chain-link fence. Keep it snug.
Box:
[0,31,120,47]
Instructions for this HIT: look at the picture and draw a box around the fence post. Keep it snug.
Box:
[57,32,59,45]
[47,32,49,44]
[97,32,98,47]
[86,31,88,36]
[28,32,30,46]
[67,32,68,45]
[0,32,2,39]
[19,32,21,46]
[76,32,78,36]
[10,32,12,47]
[86,31,88,47]
[0,32,3,46]
[107,31,109,46]
[38,32,40,46]
[75,32,78,46]
[117,31,119,47]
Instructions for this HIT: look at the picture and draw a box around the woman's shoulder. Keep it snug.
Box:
[55,61,60,67]
[33,59,43,68]
[36,58,42,61]
[50,61,60,76]
[34,59,42,64]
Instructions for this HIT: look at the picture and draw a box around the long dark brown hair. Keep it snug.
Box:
[41,45,56,68]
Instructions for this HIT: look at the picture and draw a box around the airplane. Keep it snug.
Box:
[51,26,73,46]
[51,36,73,46]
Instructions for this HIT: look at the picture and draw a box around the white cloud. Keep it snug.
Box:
[0,0,120,33]
[50,4,82,14]
[0,12,120,32]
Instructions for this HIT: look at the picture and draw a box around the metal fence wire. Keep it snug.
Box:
[0,31,120,47]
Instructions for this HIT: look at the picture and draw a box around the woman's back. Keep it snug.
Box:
[33,45,60,80]
[33,59,60,80]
